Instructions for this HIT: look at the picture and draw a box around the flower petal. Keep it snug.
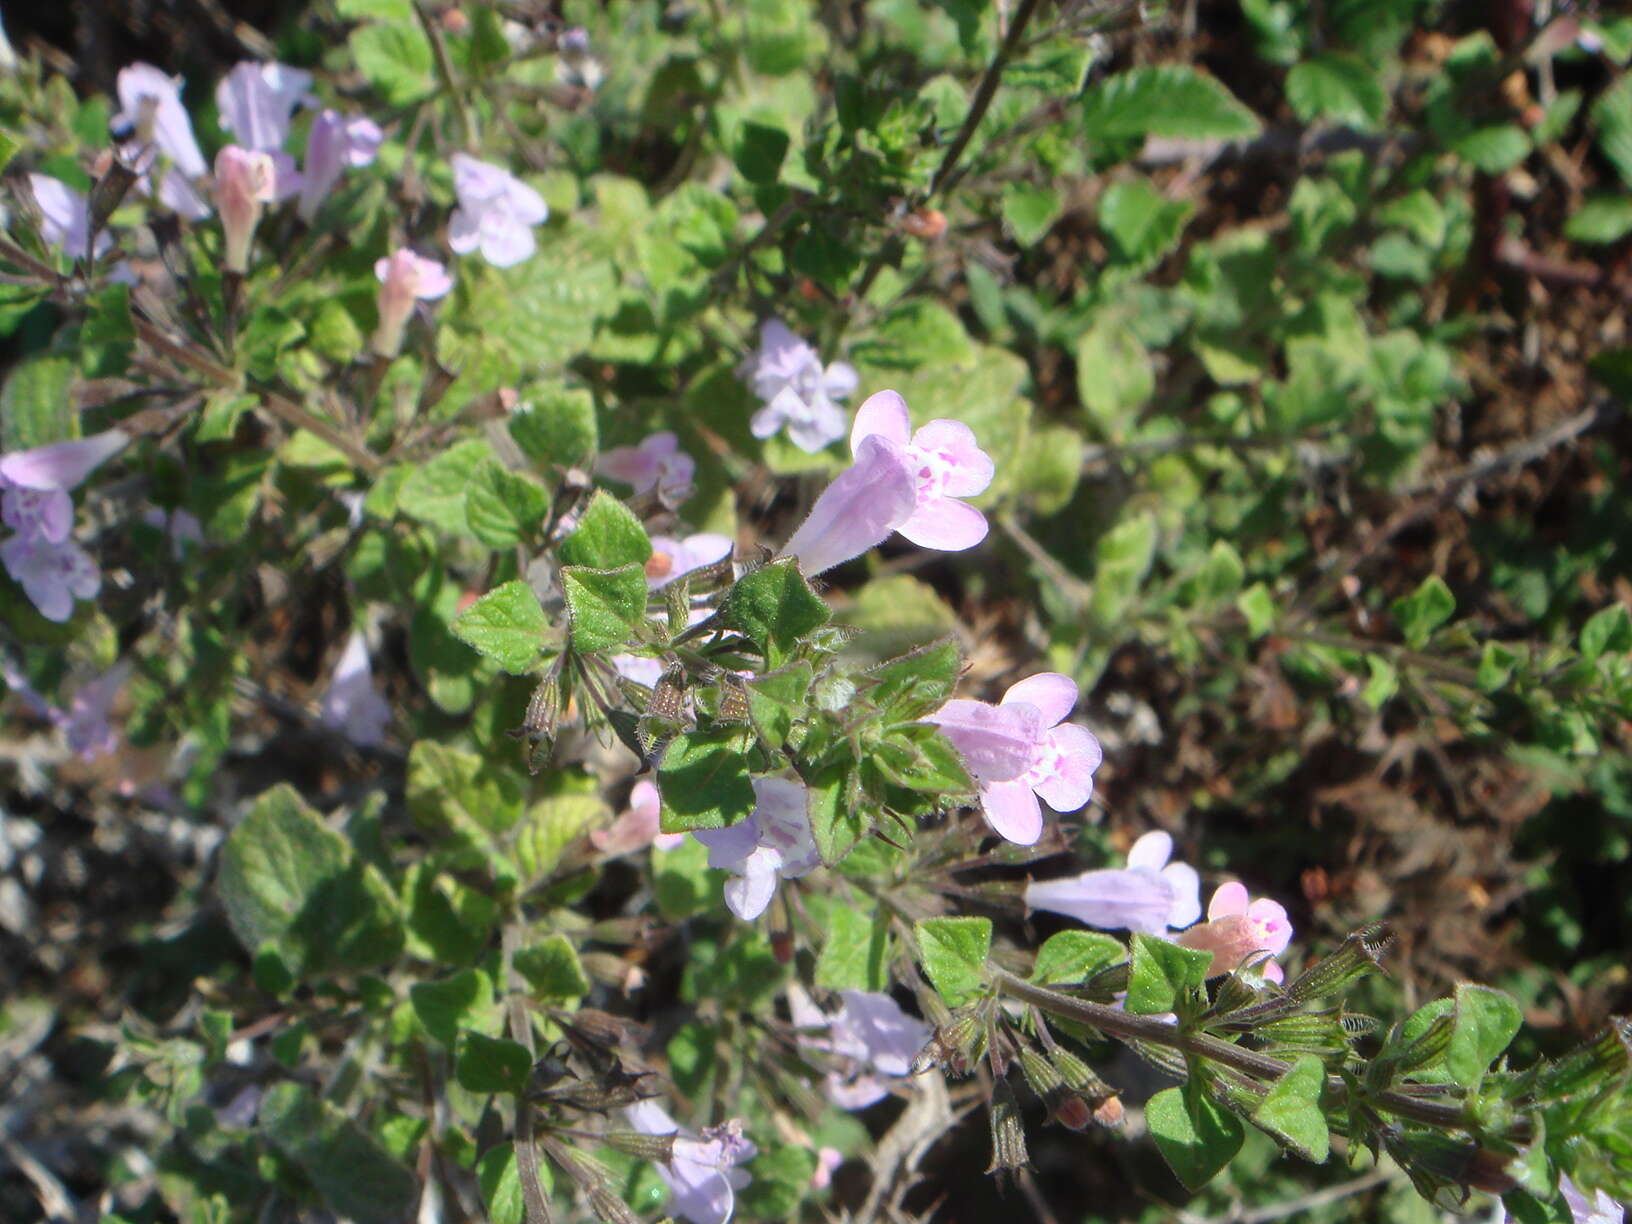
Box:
[896,495,987,551]
[777,433,917,576]
[980,778,1043,845]
[1026,867,1179,935]
[927,699,1037,782]
[823,361,859,400]
[1207,881,1250,921]
[1161,862,1202,930]
[849,389,911,455]
[0,430,129,491]
[1031,722,1102,812]
[1125,831,1172,873]
[1001,672,1078,727]
[909,418,994,497]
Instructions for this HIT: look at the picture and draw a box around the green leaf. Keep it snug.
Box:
[0,132,18,175]
[1092,512,1158,624]
[1147,1083,1244,1191]
[1361,656,1399,709]
[1564,196,1632,245]
[1237,583,1277,638]
[407,740,525,859]
[1198,540,1245,606]
[658,728,757,832]
[805,760,868,865]
[1002,183,1063,247]
[815,901,890,992]
[1031,931,1126,986]
[1076,316,1153,440]
[478,1143,545,1224]
[723,559,832,666]
[410,968,495,1046]
[403,865,498,966]
[349,21,434,105]
[1451,125,1530,174]
[217,785,404,977]
[451,581,550,673]
[1446,983,1521,1087]
[561,564,648,654]
[1251,1056,1330,1161]
[1012,424,1083,515]
[509,385,599,468]
[1082,66,1261,141]
[1098,178,1193,272]
[1125,932,1212,1015]
[1390,574,1456,649]
[1,354,75,451]
[1477,641,1520,692]
[397,438,493,535]
[512,794,607,886]
[456,1031,533,1096]
[259,1083,417,1224]
[734,120,791,184]
[1285,55,1386,128]
[1580,603,1632,660]
[558,489,652,569]
[745,661,812,750]
[80,283,134,377]
[866,638,964,722]
[514,934,590,1000]
[464,238,620,369]
[466,461,551,550]
[916,916,991,1008]
[1592,72,1632,189]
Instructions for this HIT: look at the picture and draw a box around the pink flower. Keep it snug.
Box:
[595,431,695,504]
[1026,830,1200,935]
[1175,882,1292,982]
[114,63,206,178]
[318,632,390,748]
[215,61,313,153]
[448,153,548,268]
[371,248,453,357]
[213,146,276,272]
[739,319,859,452]
[592,779,684,855]
[775,433,917,576]
[645,533,732,589]
[811,1147,844,1191]
[690,777,820,920]
[788,984,932,1110]
[0,534,100,622]
[298,109,382,221]
[623,1100,755,1224]
[849,390,993,551]
[27,175,112,260]
[929,672,1103,846]
[0,430,129,494]
[1560,1174,1624,1224]
[62,661,131,761]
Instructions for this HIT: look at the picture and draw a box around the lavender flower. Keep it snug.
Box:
[788,985,931,1109]
[690,777,820,920]
[929,671,1103,846]
[318,632,391,749]
[27,175,112,260]
[850,390,994,550]
[297,109,383,221]
[595,431,695,504]
[1175,882,1293,982]
[1560,1175,1625,1224]
[775,433,917,576]
[624,1100,756,1224]
[215,61,313,153]
[0,535,100,622]
[645,532,732,589]
[371,249,453,357]
[114,63,206,179]
[447,153,548,268]
[1025,831,1201,935]
[739,319,858,452]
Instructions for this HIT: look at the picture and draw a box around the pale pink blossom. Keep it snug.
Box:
[595,431,695,504]
[775,433,917,576]
[788,984,932,1110]
[623,1100,755,1224]
[849,390,993,551]
[297,110,383,221]
[1026,831,1200,935]
[448,153,548,267]
[811,1147,844,1191]
[645,533,732,589]
[593,779,684,855]
[27,175,112,260]
[929,671,1103,846]
[739,319,858,452]
[318,632,390,748]
[215,61,313,153]
[0,430,129,493]
[1175,882,1292,982]
[213,146,276,272]
[690,777,820,920]
[371,248,453,357]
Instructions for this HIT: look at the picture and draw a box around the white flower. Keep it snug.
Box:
[740,319,858,452]
[447,154,548,268]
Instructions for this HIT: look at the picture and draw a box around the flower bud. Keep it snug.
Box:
[371,248,453,357]
[213,145,275,273]
[985,1080,1029,1176]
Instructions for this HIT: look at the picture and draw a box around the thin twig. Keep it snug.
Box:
[503,925,554,1224]
[1181,1166,1396,1224]
[931,0,1046,198]
[414,0,477,149]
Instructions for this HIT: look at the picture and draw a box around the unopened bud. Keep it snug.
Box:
[1286,923,1393,1002]
[599,1129,677,1163]
[986,1080,1029,1175]
[213,145,275,273]
[1541,1015,1632,1100]
[900,207,947,241]
[912,1008,986,1077]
